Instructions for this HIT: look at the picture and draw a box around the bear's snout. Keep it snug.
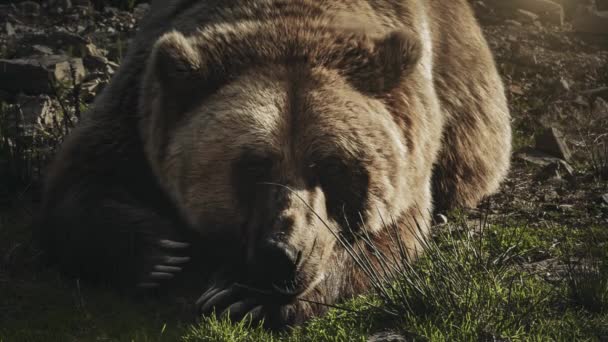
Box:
[253,238,301,288]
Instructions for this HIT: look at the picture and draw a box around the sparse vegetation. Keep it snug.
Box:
[2,206,607,341]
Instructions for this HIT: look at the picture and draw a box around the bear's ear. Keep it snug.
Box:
[347,31,422,95]
[152,31,205,90]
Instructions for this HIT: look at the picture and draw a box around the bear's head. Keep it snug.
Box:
[139,22,424,302]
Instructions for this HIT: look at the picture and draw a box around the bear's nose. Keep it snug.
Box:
[255,239,300,285]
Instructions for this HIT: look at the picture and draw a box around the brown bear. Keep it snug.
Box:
[37,0,511,328]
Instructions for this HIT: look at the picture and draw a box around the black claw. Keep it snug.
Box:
[149,272,174,280]
[196,287,223,309]
[221,300,257,321]
[162,256,190,265]
[157,239,190,249]
[246,305,265,323]
[200,288,235,315]
[154,265,182,273]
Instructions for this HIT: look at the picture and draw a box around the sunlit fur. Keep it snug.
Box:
[38,0,511,325]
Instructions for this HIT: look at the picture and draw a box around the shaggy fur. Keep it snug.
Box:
[37,0,511,328]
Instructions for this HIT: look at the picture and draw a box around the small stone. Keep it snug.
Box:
[133,3,151,20]
[510,84,525,95]
[48,0,72,12]
[31,45,54,55]
[516,148,563,166]
[5,22,15,36]
[535,159,575,181]
[81,79,105,102]
[559,77,570,92]
[543,190,559,202]
[582,87,608,101]
[84,43,107,58]
[18,31,89,58]
[505,19,523,26]
[488,0,564,25]
[535,127,572,162]
[517,9,541,23]
[515,50,538,66]
[7,94,56,137]
[18,1,41,16]
[83,54,109,71]
[593,97,608,118]
[0,55,85,94]
[573,95,590,107]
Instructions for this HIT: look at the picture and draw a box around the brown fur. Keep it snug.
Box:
[38,0,511,327]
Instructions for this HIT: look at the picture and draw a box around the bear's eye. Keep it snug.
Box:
[320,158,347,179]
[317,157,370,230]
[237,155,273,183]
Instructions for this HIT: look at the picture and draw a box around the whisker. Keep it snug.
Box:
[296,298,358,313]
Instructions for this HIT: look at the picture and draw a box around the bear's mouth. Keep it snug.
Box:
[236,269,326,306]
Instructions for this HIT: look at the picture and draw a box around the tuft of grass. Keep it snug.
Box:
[560,223,608,314]
[590,137,608,181]
[183,314,275,342]
[346,218,550,341]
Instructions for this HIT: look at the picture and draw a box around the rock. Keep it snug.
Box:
[18,31,89,58]
[83,54,109,71]
[509,84,525,95]
[488,0,564,25]
[517,9,541,24]
[81,79,105,102]
[582,87,608,101]
[573,95,590,107]
[368,331,408,342]
[0,55,85,94]
[82,43,112,72]
[17,1,41,16]
[15,44,55,57]
[133,3,151,20]
[516,148,564,166]
[5,22,15,36]
[535,159,575,181]
[84,43,107,58]
[558,77,571,92]
[593,97,608,118]
[7,94,56,137]
[535,127,572,162]
[543,189,560,201]
[48,0,72,14]
[505,19,524,26]
[514,50,538,66]
[573,5,608,34]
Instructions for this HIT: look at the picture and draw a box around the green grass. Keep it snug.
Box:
[1,210,607,341]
